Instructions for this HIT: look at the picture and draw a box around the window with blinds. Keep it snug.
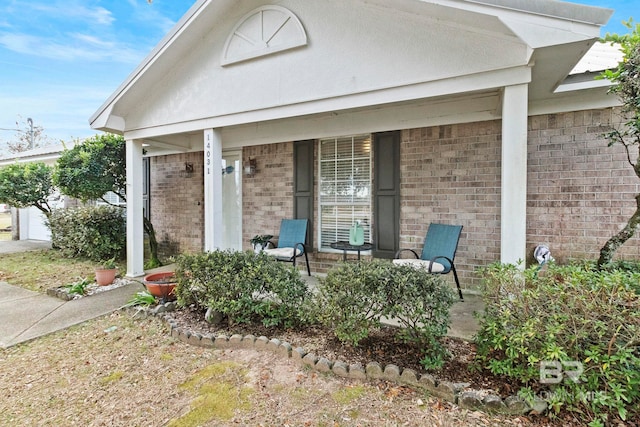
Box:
[96,191,126,207]
[318,135,372,249]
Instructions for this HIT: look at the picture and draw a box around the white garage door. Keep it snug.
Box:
[20,207,51,241]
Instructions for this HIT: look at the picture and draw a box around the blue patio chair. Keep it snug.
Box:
[392,223,463,300]
[263,219,311,276]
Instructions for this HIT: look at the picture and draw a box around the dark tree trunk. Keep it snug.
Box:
[597,194,640,268]
[143,216,161,268]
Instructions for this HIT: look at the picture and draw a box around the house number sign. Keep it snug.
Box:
[205,131,212,176]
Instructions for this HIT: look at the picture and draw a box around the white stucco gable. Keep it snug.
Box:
[100,1,527,134]
[90,0,612,142]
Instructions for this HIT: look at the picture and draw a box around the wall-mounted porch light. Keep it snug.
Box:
[244,158,257,176]
[179,162,194,178]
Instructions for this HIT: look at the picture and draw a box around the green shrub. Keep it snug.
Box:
[47,206,125,261]
[313,261,387,346]
[475,262,640,424]
[314,260,455,368]
[64,277,91,296]
[123,290,157,308]
[384,264,457,369]
[174,250,310,328]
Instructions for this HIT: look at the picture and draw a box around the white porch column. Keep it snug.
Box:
[204,129,223,252]
[501,84,528,266]
[126,139,145,277]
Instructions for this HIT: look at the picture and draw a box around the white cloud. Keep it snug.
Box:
[82,6,116,26]
[125,0,180,35]
[20,2,115,26]
[0,1,143,64]
[0,32,146,64]
[0,0,192,144]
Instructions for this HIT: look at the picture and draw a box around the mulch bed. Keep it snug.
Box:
[169,306,514,395]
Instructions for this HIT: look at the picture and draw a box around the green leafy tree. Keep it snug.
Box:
[54,134,161,267]
[54,133,126,201]
[0,162,55,216]
[598,20,640,267]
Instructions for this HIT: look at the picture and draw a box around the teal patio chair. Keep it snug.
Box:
[392,223,463,300]
[263,219,311,276]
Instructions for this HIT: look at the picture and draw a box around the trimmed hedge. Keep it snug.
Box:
[475,262,640,425]
[314,260,456,369]
[47,206,125,261]
[175,250,311,328]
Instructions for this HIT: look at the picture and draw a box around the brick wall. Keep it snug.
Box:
[242,142,295,247]
[399,122,502,289]
[527,108,640,263]
[149,107,640,286]
[150,152,204,258]
[241,142,344,273]
[398,107,638,289]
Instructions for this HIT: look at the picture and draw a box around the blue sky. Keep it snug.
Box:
[579,0,637,34]
[0,0,193,148]
[0,0,636,148]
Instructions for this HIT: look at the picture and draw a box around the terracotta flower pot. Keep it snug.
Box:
[95,268,117,286]
[144,272,177,301]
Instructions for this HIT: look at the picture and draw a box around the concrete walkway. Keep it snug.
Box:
[0,239,51,254]
[0,281,142,348]
[0,239,144,348]
[0,243,483,348]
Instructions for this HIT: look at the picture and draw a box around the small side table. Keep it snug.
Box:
[330,241,373,262]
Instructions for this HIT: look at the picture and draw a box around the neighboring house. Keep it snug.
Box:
[0,143,75,241]
[90,0,634,289]
[0,141,143,242]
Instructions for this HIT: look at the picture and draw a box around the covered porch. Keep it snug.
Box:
[89,0,615,286]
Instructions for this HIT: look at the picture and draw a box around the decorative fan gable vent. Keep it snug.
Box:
[221,5,307,66]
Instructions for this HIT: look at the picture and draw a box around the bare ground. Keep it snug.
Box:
[0,311,556,427]
[0,312,596,427]
[167,307,597,427]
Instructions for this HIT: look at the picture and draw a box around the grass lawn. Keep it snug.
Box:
[0,312,515,427]
[0,249,125,292]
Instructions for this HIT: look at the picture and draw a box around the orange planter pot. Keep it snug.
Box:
[95,268,117,286]
[144,272,177,301]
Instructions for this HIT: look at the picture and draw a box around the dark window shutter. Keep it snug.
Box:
[294,140,314,247]
[373,131,400,258]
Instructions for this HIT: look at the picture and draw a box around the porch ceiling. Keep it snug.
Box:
[138,88,504,155]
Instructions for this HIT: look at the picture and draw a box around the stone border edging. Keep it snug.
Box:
[127,302,547,416]
[47,287,75,301]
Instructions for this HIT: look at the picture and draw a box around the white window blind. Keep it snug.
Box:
[97,191,126,207]
[318,135,372,249]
